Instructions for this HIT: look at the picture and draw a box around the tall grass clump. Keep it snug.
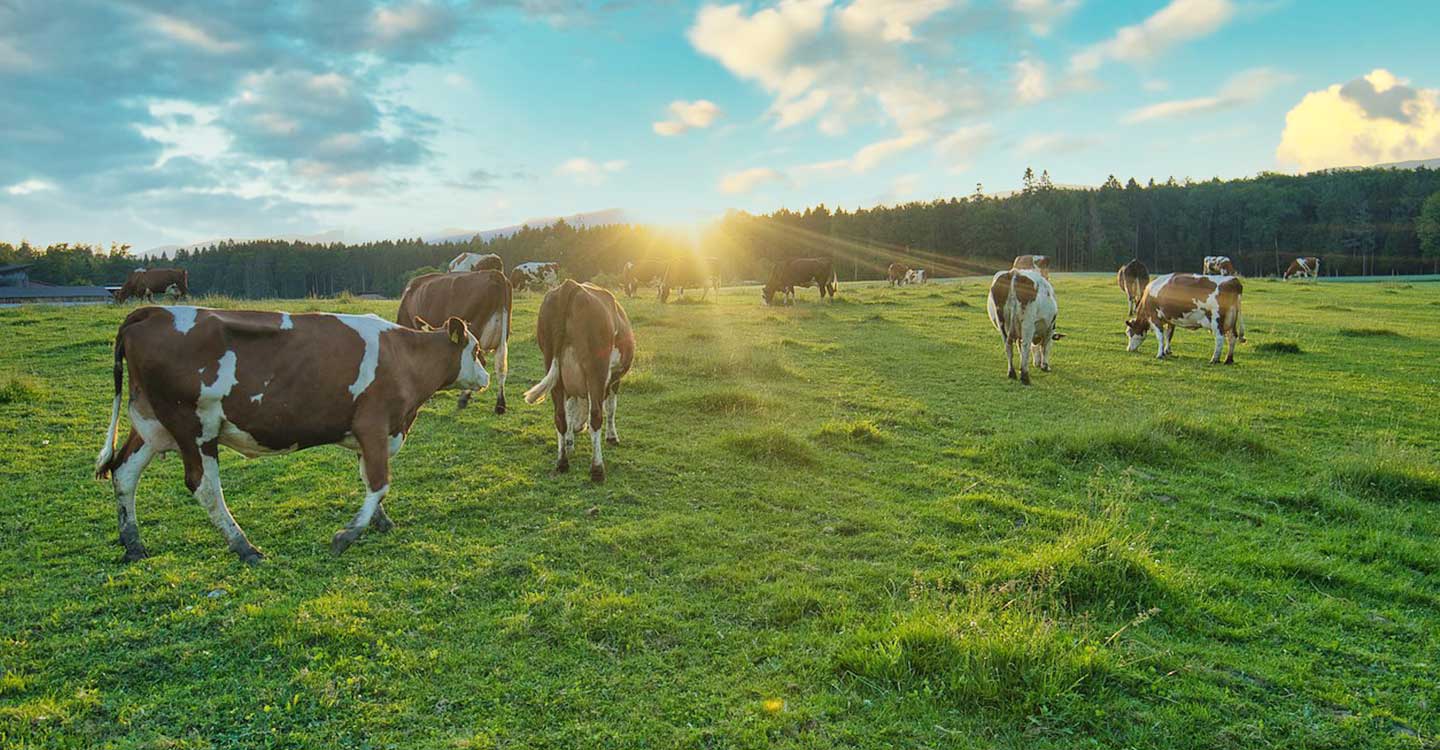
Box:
[1255,341,1303,354]
[1000,414,1265,467]
[0,375,43,405]
[982,513,1170,614]
[724,429,816,466]
[1328,441,1440,503]
[1339,327,1401,338]
[816,418,888,445]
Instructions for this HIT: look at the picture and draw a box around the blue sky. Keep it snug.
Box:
[2,0,1438,250]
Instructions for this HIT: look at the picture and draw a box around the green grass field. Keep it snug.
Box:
[2,275,1438,748]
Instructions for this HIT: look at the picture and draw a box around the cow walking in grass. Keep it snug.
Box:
[524,281,635,482]
[1202,256,1237,275]
[1284,256,1320,280]
[622,259,668,298]
[511,262,559,292]
[95,306,489,563]
[1126,273,1245,364]
[397,269,512,413]
[1117,259,1150,315]
[659,256,721,303]
[987,269,1061,385]
[887,262,910,286]
[1011,255,1051,279]
[447,252,503,273]
[116,268,188,303]
[762,258,838,305]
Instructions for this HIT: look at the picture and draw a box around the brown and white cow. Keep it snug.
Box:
[523,281,635,482]
[1202,255,1236,275]
[659,256,721,303]
[116,268,189,303]
[95,306,489,563]
[887,262,910,286]
[905,268,928,285]
[1284,256,1320,280]
[1117,259,1150,315]
[762,258,838,305]
[447,252,503,273]
[397,269,511,413]
[510,262,559,292]
[1011,255,1051,279]
[622,259,668,298]
[1126,273,1245,364]
[986,269,1061,385]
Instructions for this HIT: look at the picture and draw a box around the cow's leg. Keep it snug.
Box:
[1150,322,1167,359]
[1040,336,1053,372]
[332,432,390,554]
[587,375,607,483]
[1019,323,1034,385]
[110,430,157,561]
[456,389,472,409]
[492,314,510,415]
[604,390,619,445]
[1004,335,1016,380]
[563,396,581,463]
[356,454,395,532]
[183,440,261,564]
[552,384,570,472]
[1210,325,1224,364]
[1224,331,1238,365]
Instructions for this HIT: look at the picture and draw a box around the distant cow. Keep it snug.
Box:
[510,262,559,291]
[659,256,720,303]
[762,258,838,305]
[1117,259,1150,315]
[887,263,910,286]
[95,306,489,563]
[116,268,188,303]
[1011,255,1051,279]
[987,269,1061,385]
[447,252,503,273]
[905,268,927,285]
[1284,256,1320,280]
[1202,256,1236,275]
[397,270,512,413]
[523,281,635,482]
[1126,273,1245,364]
[622,259,668,298]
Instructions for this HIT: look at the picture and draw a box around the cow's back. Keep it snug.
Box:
[398,271,509,332]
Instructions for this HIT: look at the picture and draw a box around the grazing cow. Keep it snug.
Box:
[762,258,838,305]
[986,269,1061,385]
[116,268,189,303]
[510,262,559,291]
[397,270,512,413]
[1202,256,1237,275]
[622,259,668,298]
[1284,256,1320,280]
[905,268,928,285]
[447,252,503,273]
[887,263,911,286]
[1011,255,1051,279]
[1117,259,1150,315]
[523,281,635,482]
[1126,273,1245,364]
[659,256,721,303]
[94,306,489,563]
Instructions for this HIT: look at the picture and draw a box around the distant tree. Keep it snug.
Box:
[1420,191,1440,272]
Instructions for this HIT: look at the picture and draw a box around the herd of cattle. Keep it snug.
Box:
[92,250,1320,563]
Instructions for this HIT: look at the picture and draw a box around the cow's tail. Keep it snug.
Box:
[1002,272,1023,341]
[95,328,127,479]
[524,283,573,404]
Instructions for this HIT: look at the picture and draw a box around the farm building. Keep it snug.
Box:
[0,263,117,306]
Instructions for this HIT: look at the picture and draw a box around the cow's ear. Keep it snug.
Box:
[1052,333,1067,340]
[447,317,466,345]
[413,315,435,331]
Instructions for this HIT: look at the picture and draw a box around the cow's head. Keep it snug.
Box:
[1124,319,1147,351]
[444,317,490,392]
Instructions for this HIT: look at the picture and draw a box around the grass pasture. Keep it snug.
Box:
[2,275,1439,748]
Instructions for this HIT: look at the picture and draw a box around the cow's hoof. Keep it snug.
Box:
[606,436,620,446]
[1040,364,1051,372]
[555,457,570,474]
[1007,369,1016,380]
[121,544,150,563]
[372,513,395,533]
[330,530,357,556]
[1224,358,1235,365]
[237,546,265,565]
[456,393,472,409]
[494,399,507,415]
[1020,373,1031,385]
[590,464,606,483]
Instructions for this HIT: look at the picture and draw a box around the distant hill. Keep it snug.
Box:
[145,230,346,257]
[1330,156,1440,172]
[423,208,632,244]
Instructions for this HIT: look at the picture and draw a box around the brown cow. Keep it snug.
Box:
[447,252,503,273]
[95,306,489,563]
[987,269,1061,385]
[659,256,720,303]
[1011,255,1051,279]
[397,270,512,413]
[887,262,910,286]
[1284,256,1320,280]
[116,268,189,302]
[622,259,669,298]
[1117,259,1150,315]
[523,281,635,482]
[762,258,837,305]
[1202,256,1237,275]
[1126,273,1245,364]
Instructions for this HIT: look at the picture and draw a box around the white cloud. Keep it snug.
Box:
[1277,69,1440,171]
[1014,57,1049,103]
[1123,67,1291,123]
[1011,0,1080,36]
[1018,132,1099,156]
[852,131,931,172]
[1071,0,1234,74]
[443,73,472,89]
[556,157,628,184]
[688,0,829,96]
[148,14,243,54]
[136,100,232,165]
[719,167,787,194]
[6,179,56,196]
[935,123,995,172]
[653,99,723,136]
[774,89,830,129]
[877,173,923,204]
[838,0,954,43]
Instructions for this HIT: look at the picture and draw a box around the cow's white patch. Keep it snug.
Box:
[388,432,405,456]
[220,423,297,458]
[168,306,200,334]
[336,313,399,399]
[129,407,179,453]
[279,313,293,330]
[196,350,239,445]
[250,393,263,403]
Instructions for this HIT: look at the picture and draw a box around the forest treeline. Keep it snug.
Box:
[5,167,1440,298]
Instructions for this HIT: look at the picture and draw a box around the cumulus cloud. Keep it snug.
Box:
[6,179,55,196]
[1123,67,1291,123]
[653,99,723,136]
[1277,69,1440,171]
[1071,0,1235,74]
[851,131,931,172]
[935,123,996,172]
[148,14,244,55]
[556,157,628,184]
[719,167,788,194]
[838,0,954,43]
[1011,0,1081,36]
[1014,57,1049,103]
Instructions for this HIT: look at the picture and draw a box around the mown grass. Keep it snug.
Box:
[1,275,1438,748]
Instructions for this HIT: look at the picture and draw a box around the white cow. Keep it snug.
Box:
[986,269,1061,385]
[904,268,927,285]
[447,253,503,273]
[510,262,560,291]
